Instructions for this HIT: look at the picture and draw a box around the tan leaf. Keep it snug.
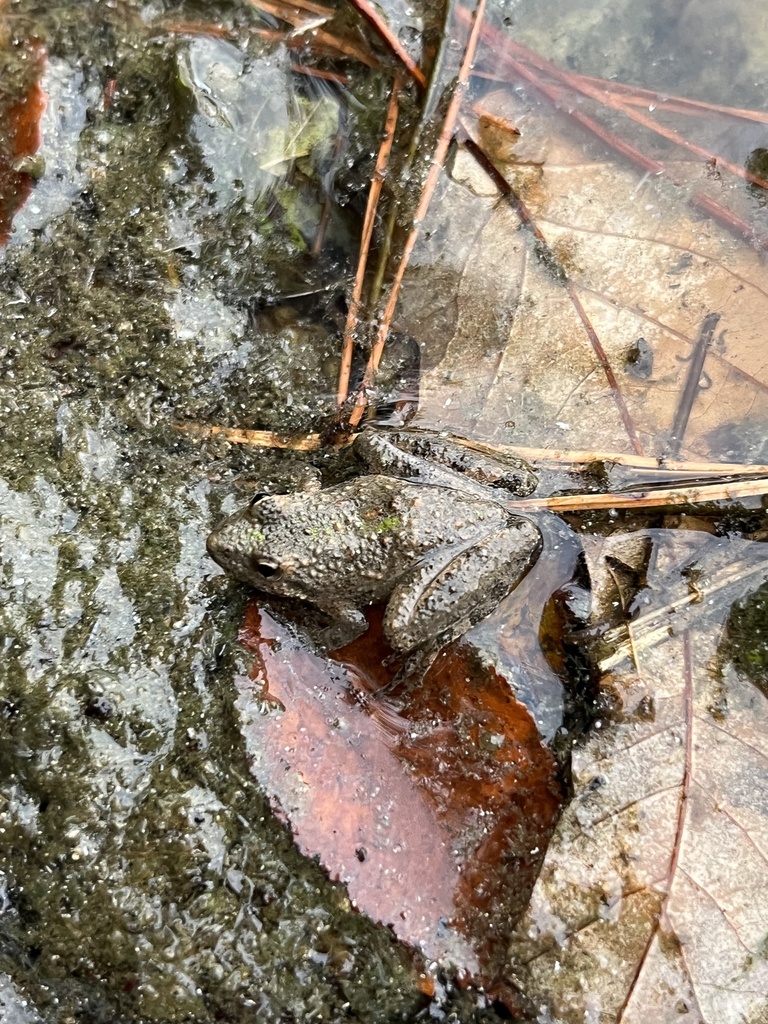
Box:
[506,530,768,1023]
[401,96,768,465]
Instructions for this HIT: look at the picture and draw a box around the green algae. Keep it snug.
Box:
[0,3,459,1021]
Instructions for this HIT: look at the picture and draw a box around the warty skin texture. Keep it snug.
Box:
[207,472,541,656]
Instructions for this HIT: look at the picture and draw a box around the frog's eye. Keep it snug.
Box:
[250,557,282,580]
[248,492,271,511]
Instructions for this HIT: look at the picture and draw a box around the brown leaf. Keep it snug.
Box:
[0,42,46,246]
[235,600,564,979]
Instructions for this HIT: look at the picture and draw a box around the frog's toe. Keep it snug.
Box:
[320,607,368,651]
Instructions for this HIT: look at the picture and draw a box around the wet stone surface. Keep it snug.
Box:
[0,2,486,1020]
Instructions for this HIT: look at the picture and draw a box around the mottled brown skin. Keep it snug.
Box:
[206,431,541,657]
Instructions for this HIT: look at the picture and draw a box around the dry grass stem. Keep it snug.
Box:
[600,558,768,671]
[176,423,323,451]
[510,478,768,512]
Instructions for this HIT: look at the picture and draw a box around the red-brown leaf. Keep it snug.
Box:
[0,41,46,246]
[235,601,563,979]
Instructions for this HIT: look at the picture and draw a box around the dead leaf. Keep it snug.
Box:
[400,89,768,465]
[505,530,768,1023]
[235,600,564,981]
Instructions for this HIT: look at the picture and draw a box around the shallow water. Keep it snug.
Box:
[1,0,766,1021]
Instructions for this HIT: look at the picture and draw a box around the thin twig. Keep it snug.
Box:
[366,0,466,314]
[460,9,768,245]
[159,20,236,39]
[255,0,335,15]
[178,422,768,510]
[475,445,768,476]
[576,72,768,125]
[178,421,768,479]
[566,286,643,455]
[668,313,720,458]
[509,477,768,512]
[246,23,378,65]
[347,0,489,429]
[312,103,348,256]
[509,42,768,191]
[498,50,763,246]
[298,27,378,66]
[487,45,667,176]
[176,423,322,451]
[247,0,378,66]
[345,0,427,88]
[249,0,327,28]
[311,193,332,256]
[290,64,348,83]
[689,192,756,242]
[337,77,402,405]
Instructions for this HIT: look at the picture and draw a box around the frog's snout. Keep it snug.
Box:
[206,527,244,577]
[206,529,227,567]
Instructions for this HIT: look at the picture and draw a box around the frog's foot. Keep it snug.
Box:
[311,605,368,651]
[263,601,367,654]
[383,517,542,656]
[375,642,446,697]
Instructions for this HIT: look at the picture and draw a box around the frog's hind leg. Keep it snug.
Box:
[353,430,491,498]
[356,430,538,497]
[383,517,542,658]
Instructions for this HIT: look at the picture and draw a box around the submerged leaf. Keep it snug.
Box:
[236,601,564,979]
[402,92,768,465]
[177,35,339,206]
[507,531,768,1023]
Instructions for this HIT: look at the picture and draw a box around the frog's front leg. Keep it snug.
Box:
[382,516,541,655]
[312,602,368,651]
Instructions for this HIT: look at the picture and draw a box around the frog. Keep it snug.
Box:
[206,429,542,662]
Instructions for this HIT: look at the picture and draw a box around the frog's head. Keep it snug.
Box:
[206,493,303,595]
